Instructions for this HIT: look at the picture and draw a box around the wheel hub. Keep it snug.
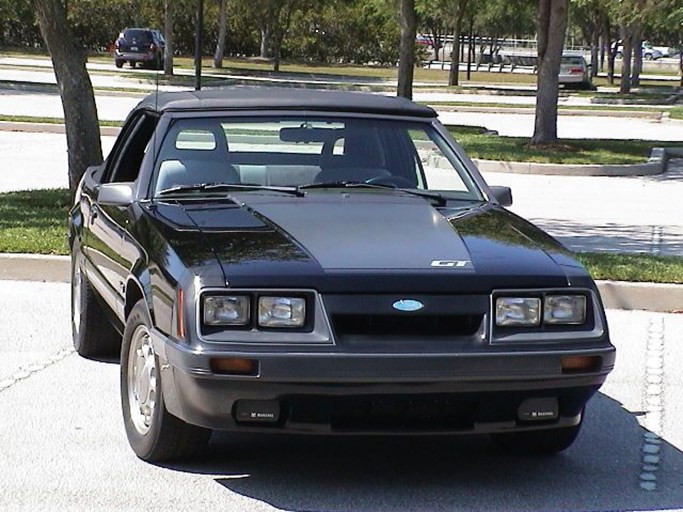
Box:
[128,325,157,435]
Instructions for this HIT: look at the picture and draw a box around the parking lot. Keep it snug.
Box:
[0,280,682,511]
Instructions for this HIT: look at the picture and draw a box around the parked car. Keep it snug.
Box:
[114,28,165,69]
[613,41,663,60]
[559,54,593,90]
[69,88,615,462]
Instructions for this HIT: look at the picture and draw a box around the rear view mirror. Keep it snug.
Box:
[279,127,338,144]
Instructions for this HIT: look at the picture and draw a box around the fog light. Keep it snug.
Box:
[561,356,601,374]
[210,358,259,376]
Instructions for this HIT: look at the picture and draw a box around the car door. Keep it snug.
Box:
[85,112,157,320]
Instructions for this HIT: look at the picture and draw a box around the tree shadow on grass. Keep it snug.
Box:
[162,393,683,512]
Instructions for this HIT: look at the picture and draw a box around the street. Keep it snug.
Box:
[0,280,682,511]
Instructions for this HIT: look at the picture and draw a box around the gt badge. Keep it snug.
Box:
[431,260,470,268]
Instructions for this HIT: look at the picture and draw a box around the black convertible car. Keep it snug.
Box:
[69,88,615,462]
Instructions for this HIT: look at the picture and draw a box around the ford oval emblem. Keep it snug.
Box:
[392,299,424,312]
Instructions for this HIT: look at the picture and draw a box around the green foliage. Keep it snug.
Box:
[446,125,677,165]
[0,188,70,255]
[576,252,683,284]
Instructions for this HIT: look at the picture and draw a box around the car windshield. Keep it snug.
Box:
[561,56,584,66]
[152,116,483,201]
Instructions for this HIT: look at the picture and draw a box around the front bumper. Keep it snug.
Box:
[153,330,615,434]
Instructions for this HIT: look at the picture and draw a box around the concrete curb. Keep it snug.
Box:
[0,253,680,313]
[0,121,121,137]
[473,147,683,177]
[433,104,665,119]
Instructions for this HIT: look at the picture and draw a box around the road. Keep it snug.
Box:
[0,279,682,511]
[1,59,683,140]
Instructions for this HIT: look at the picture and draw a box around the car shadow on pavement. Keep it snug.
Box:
[163,393,683,512]
[530,218,683,256]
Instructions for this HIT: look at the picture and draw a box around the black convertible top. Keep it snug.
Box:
[136,87,437,118]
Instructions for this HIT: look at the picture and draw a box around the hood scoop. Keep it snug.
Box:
[153,201,266,231]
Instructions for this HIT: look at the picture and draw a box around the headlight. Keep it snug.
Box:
[496,297,541,326]
[258,297,305,328]
[544,295,586,325]
[203,295,250,326]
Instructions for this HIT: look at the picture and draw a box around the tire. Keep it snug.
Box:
[120,299,211,462]
[491,414,583,456]
[115,60,124,68]
[129,61,136,68]
[71,254,121,358]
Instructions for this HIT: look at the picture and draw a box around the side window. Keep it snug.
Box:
[407,129,469,192]
[106,114,158,183]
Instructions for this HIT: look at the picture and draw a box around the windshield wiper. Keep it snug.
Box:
[157,183,305,198]
[298,181,449,207]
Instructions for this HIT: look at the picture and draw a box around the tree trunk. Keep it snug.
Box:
[606,19,616,84]
[397,0,416,99]
[531,0,568,145]
[213,0,228,68]
[163,0,174,76]
[448,0,468,86]
[590,24,599,77]
[260,27,271,58]
[631,24,643,87]
[32,0,102,192]
[619,24,633,94]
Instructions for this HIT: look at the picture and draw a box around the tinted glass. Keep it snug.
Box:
[124,29,152,44]
[153,116,483,200]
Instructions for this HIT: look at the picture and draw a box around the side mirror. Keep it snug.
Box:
[489,185,513,207]
[98,182,135,207]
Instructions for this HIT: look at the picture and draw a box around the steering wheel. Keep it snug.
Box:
[365,175,415,188]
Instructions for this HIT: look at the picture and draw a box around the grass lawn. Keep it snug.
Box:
[0,188,70,255]
[671,106,683,120]
[448,125,675,165]
[576,252,683,284]
[0,114,123,127]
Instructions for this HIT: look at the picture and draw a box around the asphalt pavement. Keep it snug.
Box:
[1,280,682,511]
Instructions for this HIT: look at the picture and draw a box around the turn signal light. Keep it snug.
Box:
[561,356,601,374]
[210,358,259,376]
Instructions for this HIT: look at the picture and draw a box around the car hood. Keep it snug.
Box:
[144,192,586,294]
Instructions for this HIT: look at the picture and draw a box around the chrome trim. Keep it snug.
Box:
[195,287,335,346]
[489,288,605,344]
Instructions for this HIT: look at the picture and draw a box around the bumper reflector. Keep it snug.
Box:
[561,355,602,374]
[235,400,280,423]
[210,357,259,376]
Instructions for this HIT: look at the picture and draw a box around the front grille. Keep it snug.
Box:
[332,313,484,340]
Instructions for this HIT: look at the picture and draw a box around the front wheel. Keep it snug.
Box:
[121,299,211,462]
[71,255,120,358]
[491,414,583,455]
